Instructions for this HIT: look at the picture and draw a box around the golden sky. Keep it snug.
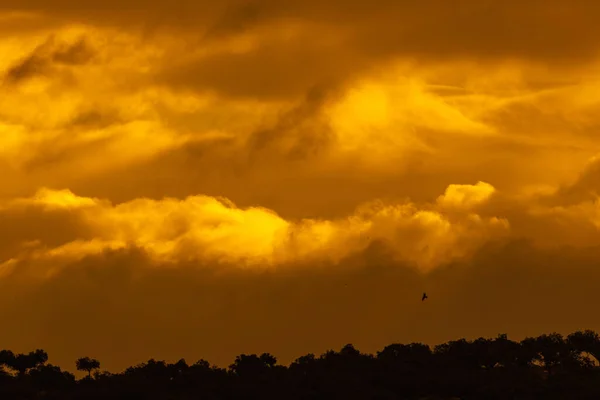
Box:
[1,0,600,371]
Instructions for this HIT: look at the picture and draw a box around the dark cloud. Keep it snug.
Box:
[0,11,59,34]
[5,48,48,83]
[4,36,95,84]
[0,239,598,372]
[203,1,265,40]
[156,36,362,101]
[18,130,117,173]
[5,1,600,59]
[345,1,600,63]
[0,205,96,262]
[67,109,123,130]
[50,38,95,65]
[0,1,228,32]
[6,1,597,99]
[53,126,438,221]
[246,84,339,160]
[550,157,600,206]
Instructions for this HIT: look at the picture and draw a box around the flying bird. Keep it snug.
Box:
[422,292,428,301]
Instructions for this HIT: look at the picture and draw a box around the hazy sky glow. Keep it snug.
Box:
[1,0,600,371]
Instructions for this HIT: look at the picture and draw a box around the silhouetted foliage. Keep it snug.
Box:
[76,357,101,378]
[3,349,48,377]
[3,330,600,399]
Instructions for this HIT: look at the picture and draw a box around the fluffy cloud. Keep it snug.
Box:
[3,176,599,283]
[0,183,508,275]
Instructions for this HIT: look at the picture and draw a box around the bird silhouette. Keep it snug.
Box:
[422,292,428,301]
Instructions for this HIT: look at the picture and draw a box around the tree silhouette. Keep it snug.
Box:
[3,331,600,399]
[29,364,75,390]
[4,349,48,377]
[0,349,15,370]
[568,330,600,366]
[75,357,101,378]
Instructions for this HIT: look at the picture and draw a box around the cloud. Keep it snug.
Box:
[8,0,598,102]
[5,1,600,61]
[245,84,339,163]
[1,20,598,199]
[7,187,102,210]
[551,155,600,205]
[3,177,597,283]
[0,184,508,275]
[437,181,496,210]
[4,35,95,84]
[1,234,599,373]
[0,28,194,175]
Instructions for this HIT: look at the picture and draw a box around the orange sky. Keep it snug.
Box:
[1,0,600,372]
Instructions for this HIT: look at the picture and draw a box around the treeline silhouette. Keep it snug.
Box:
[2,330,600,399]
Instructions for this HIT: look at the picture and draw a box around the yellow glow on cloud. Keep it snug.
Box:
[28,188,100,210]
[0,35,44,71]
[437,181,496,210]
[0,122,29,166]
[1,184,510,273]
[0,26,286,178]
[327,74,494,165]
[0,13,599,283]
